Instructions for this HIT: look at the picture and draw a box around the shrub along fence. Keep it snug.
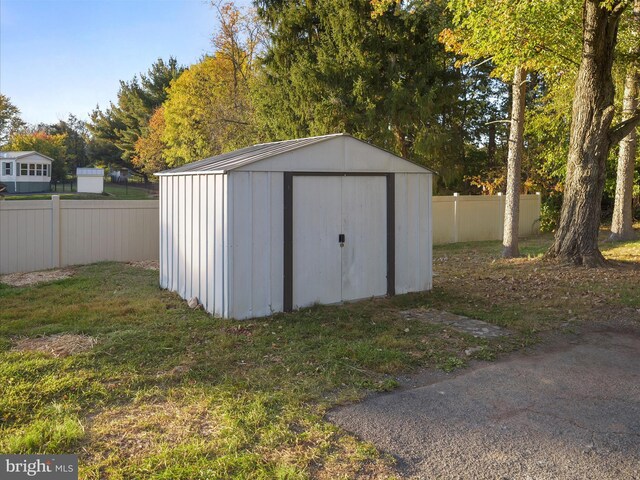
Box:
[0,194,540,275]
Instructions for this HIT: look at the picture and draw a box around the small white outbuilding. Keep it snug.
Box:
[156,133,433,320]
[76,168,104,193]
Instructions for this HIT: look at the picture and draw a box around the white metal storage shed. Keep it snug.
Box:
[156,133,433,320]
[76,167,104,193]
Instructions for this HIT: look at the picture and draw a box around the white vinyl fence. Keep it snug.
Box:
[0,194,540,275]
[432,193,541,245]
[0,197,158,275]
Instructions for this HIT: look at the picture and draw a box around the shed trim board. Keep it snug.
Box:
[283,172,395,312]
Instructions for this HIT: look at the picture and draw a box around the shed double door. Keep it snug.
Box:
[292,175,387,309]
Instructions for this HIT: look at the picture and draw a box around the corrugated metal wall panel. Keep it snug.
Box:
[159,166,435,319]
[226,171,284,319]
[159,173,228,316]
[269,173,284,314]
[425,174,433,290]
[250,172,272,316]
[394,173,432,295]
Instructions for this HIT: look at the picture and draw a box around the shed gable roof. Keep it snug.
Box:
[156,134,434,175]
[0,151,54,163]
[77,168,104,176]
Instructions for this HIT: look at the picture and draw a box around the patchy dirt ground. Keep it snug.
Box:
[126,260,159,271]
[0,268,75,287]
[12,334,97,357]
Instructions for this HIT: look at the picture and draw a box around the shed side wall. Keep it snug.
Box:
[394,173,432,294]
[228,171,284,319]
[160,174,228,316]
[77,176,104,193]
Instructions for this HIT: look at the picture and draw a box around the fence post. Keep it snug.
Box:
[497,192,504,240]
[51,195,61,268]
[453,192,459,243]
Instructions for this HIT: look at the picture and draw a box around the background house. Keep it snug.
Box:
[156,133,434,320]
[0,151,53,193]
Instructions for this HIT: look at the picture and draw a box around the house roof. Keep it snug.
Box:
[156,133,435,175]
[0,151,54,163]
[77,168,104,176]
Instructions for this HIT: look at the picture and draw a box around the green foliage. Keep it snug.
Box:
[255,0,505,191]
[253,0,524,193]
[45,115,90,171]
[539,193,563,232]
[89,57,184,175]
[437,355,466,372]
[3,414,85,454]
[0,94,26,146]
[2,131,68,181]
[133,106,168,175]
[441,0,582,80]
[163,53,258,166]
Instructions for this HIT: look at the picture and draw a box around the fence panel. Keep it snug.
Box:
[0,198,158,275]
[432,197,456,245]
[0,201,55,274]
[432,193,541,246]
[1,194,539,274]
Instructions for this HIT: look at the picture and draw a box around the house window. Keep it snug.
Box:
[2,162,11,176]
[29,164,35,176]
[21,163,28,175]
[43,164,50,177]
[36,164,42,176]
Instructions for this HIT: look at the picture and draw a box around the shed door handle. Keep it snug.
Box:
[338,234,345,244]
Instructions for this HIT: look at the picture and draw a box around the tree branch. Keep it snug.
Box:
[220,118,250,126]
[609,110,640,145]
[611,0,629,17]
[470,57,494,69]
[536,44,581,67]
[485,120,512,125]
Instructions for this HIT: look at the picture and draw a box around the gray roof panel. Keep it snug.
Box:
[157,135,343,175]
[156,133,435,175]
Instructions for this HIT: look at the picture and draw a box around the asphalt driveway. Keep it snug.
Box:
[328,326,640,479]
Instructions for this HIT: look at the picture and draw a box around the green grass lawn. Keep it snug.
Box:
[4,183,157,201]
[0,230,638,479]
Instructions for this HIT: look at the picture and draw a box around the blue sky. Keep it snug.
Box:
[0,0,249,125]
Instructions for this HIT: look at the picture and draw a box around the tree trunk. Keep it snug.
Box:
[487,122,496,167]
[549,0,625,267]
[502,67,527,258]
[610,70,639,241]
[609,0,639,242]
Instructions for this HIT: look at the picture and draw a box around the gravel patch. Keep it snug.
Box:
[401,308,510,338]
